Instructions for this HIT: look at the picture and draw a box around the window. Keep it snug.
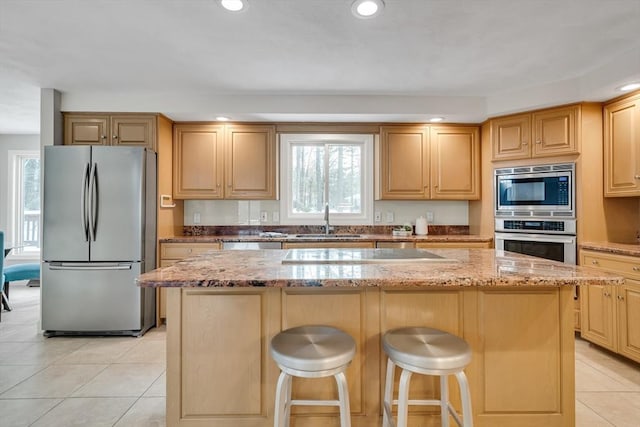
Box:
[280,134,373,224]
[8,150,40,251]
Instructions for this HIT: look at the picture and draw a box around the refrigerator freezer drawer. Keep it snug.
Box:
[42,262,155,335]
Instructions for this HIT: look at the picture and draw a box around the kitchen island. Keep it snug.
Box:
[137,248,622,427]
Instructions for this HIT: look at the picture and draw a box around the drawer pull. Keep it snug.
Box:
[633,266,640,271]
[618,295,625,301]
[591,260,599,265]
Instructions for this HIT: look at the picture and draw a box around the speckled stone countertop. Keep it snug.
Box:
[137,248,622,288]
[581,241,640,258]
[159,234,493,244]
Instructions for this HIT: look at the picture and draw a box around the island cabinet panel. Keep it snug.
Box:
[618,279,640,361]
[281,289,372,422]
[165,286,576,427]
[469,287,575,427]
[430,126,480,200]
[166,288,281,427]
[604,93,640,196]
[580,283,616,351]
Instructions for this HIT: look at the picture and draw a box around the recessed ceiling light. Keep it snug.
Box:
[216,116,230,121]
[619,82,640,92]
[429,117,444,123]
[220,0,246,12]
[351,0,384,19]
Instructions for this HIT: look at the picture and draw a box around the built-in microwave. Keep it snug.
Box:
[495,163,575,218]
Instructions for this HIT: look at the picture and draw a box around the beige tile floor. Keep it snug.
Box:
[1,283,639,426]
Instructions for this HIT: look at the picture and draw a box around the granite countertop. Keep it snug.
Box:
[159,234,493,244]
[137,248,622,289]
[580,241,640,258]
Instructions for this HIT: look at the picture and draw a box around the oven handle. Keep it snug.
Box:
[494,232,576,244]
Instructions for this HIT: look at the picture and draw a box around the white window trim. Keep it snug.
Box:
[279,133,374,225]
[7,149,40,259]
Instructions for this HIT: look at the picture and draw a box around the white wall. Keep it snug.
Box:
[184,199,468,227]
[0,134,40,235]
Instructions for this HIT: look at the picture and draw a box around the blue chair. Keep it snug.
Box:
[0,231,41,316]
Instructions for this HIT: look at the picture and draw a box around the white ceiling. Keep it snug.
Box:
[1,0,639,134]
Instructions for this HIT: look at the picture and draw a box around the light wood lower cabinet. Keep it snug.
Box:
[157,242,220,322]
[580,250,640,362]
[416,241,492,249]
[166,286,575,427]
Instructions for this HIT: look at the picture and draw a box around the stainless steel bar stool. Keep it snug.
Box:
[270,325,356,427]
[382,327,473,427]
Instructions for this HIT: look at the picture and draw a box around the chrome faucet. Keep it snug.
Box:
[324,203,330,235]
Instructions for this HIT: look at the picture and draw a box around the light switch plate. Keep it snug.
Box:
[260,211,268,222]
[426,211,434,222]
[193,212,201,224]
[374,211,381,222]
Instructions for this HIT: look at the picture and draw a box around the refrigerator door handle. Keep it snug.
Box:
[47,262,132,271]
[81,162,90,241]
[88,162,98,241]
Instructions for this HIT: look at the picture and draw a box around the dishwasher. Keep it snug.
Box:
[222,242,282,250]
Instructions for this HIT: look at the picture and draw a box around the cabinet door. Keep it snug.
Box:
[617,279,640,363]
[173,124,225,199]
[64,115,109,146]
[580,283,616,351]
[604,95,640,196]
[225,124,276,199]
[111,115,156,151]
[532,106,578,157]
[379,126,430,199]
[491,114,530,161]
[430,126,480,200]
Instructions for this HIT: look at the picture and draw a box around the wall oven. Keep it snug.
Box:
[495,162,575,218]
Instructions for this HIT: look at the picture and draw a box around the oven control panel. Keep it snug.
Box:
[495,219,576,235]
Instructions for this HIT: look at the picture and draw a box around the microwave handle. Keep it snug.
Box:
[495,232,575,244]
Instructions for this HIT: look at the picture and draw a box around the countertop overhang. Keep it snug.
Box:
[159,234,493,244]
[137,248,622,289]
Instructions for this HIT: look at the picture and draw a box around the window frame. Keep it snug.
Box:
[7,149,41,255]
[279,133,374,225]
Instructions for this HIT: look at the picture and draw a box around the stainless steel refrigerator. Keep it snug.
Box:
[42,145,156,336]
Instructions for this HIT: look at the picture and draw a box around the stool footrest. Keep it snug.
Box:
[291,399,341,407]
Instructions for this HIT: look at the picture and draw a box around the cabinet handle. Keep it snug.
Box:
[635,175,640,180]
[536,140,542,144]
[112,135,118,139]
[618,295,625,301]
[188,249,192,253]
[522,142,528,146]
[101,135,107,140]
[633,266,640,271]
[591,260,599,265]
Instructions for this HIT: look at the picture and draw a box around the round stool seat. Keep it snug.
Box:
[383,327,471,372]
[271,325,356,372]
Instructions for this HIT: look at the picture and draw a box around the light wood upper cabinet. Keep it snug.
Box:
[491,114,531,161]
[604,93,640,197]
[491,105,578,161]
[173,123,276,200]
[379,124,480,200]
[580,249,640,363]
[430,126,480,200]
[173,124,225,199]
[64,113,157,150]
[379,125,430,199]
[225,124,276,199]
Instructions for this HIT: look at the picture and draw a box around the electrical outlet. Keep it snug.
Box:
[193,212,201,224]
[426,211,434,222]
[386,211,394,223]
[260,211,268,222]
[374,211,381,222]
[273,211,280,222]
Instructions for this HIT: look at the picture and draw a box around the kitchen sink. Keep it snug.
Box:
[293,234,361,238]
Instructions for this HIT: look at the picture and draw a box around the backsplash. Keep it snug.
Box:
[183,200,469,226]
[183,225,470,236]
